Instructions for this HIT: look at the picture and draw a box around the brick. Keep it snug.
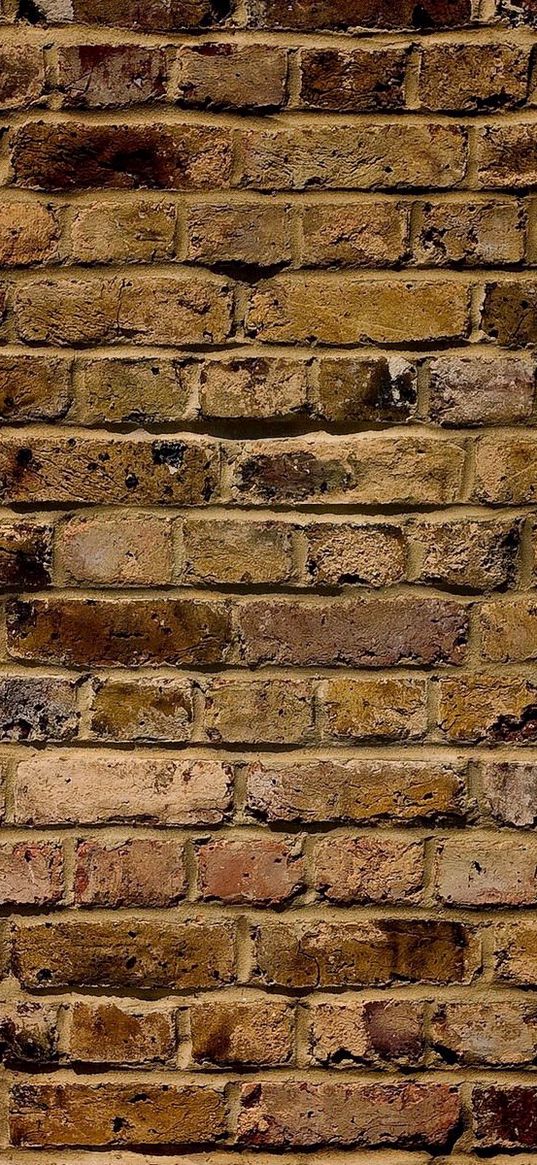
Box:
[238,1081,460,1149]
[246,278,470,344]
[0,355,72,423]
[0,676,78,742]
[246,759,467,823]
[238,597,467,667]
[428,355,535,425]
[0,842,63,907]
[418,45,529,111]
[437,675,537,743]
[190,998,294,1067]
[480,599,537,663]
[202,677,313,744]
[74,838,187,907]
[186,204,292,267]
[174,44,287,110]
[245,0,473,30]
[9,1082,227,1148]
[305,1000,425,1068]
[15,274,233,345]
[57,46,167,107]
[199,357,309,419]
[320,677,427,741]
[413,201,525,266]
[0,522,52,589]
[0,1002,59,1066]
[252,919,478,989]
[482,282,537,347]
[0,436,220,505]
[299,48,408,112]
[410,519,521,590]
[197,836,304,905]
[312,836,424,904]
[12,918,236,990]
[70,202,176,263]
[502,0,537,21]
[494,922,537,985]
[55,513,174,586]
[436,838,537,906]
[67,1001,176,1066]
[472,1086,537,1150]
[0,201,60,265]
[315,356,417,422]
[475,435,537,504]
[181,519,295,586]
[431,1001,537,1066]
[77,357,192,425]
[481,761,537,827]
[301,203,408,267]
[477,126,537,188]
[0,45,44,108]
[303,522,406,588]
[11,123,233,191]
[23,0,235,28]
[237,124,467,190]
[7,597,231,667]
[13,752,232,826]
[231,434,465,506]
[89,678,194,743]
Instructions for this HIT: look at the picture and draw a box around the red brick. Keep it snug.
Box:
[57,46,167,107]
[312,835,424,904]
[0,842,63,907]
[55,513,174,586]
[472,1086,537,1150]
[197,836,304,905]
[74,838,187,907]
[305,999,425,1068]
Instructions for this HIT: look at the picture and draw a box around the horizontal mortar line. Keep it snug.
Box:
[0,340,531,358]
[0,739,529,757]
[6,98,537,121]
[9,105,537,128]
[1,982,535,1003]
[0,659,536,679]
[0,823,527,841]
[7,1065,537,1084]
[0,187,532,207]
[0,418,493,436]
[4,262,537,280]
[0,502,532,521]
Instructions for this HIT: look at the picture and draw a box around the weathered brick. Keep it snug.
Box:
[0,201,60,265]
[13,752,232,826]
[413,201,525,266]
[67,1001,177,1066]
[482,283,537,347]
[312,836,424,903]
[231,434,465,506]
[252,919,478,989]
[475,435,537,504]
[299,48,408,111]
[246,759,467,823]
[477,125,537,188]
[246,278,470,344]
[0,676,78,742]
[9,1082,227,1148]
[181,518,295,586]
[0,522,52,589]
[320,677,427,741]
[245,0,473,30]
[410,519,521,590]
[238,1081,460,1149]
[418,45,529,111]
[0,1002,59,1067]
[0,45,44,108]
[190,998,294,1067]
[237,124,467,190]
[479,598,537,663]
[0,355,72,423]
[301,204,408,267]
[11,123,233,191]
[199,357,309,419]
[428,355,535,425]
[20,0,235,27]
[57,46,167,107]
[12,918,236,989]
[238,597,467,667]
[202,676,313,744]
[186,203,292,267]
[430,1001,537,1066]
[305,999,425,1068]
[437,675,537,743]
[481,761,537,827]
[303,522,406,588]
[472,1086,537,1150]
[70,202,176,263]
[55,513,174,586]
[174,44,287,110]
[502,0,537,22]
[0,436,220,505]
[77,357,193,425]
[74,838,187,907]
[89,678,194,743]
[15,274,233,345]
[494,922,537,985]
[197,836,304,905]
[435,837,537,906]
[315,357,417,422]
[7,597,231,667]
[0,842,63,906]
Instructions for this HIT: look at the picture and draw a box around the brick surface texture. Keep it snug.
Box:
[0,0,536,1162]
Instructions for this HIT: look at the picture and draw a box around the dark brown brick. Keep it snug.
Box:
[246,0,473,30]
[299,48,408,111]
[57,45,168,108]
[0,523,52,589]
[473,1087,537,1150]
[0,356,72,423]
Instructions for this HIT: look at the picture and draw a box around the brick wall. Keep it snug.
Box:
[0,0,536,1159]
